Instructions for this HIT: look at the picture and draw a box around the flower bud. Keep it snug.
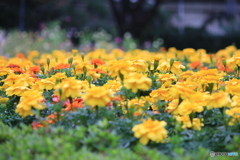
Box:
[47,58,50,69]
[68,57,73,65]
[170,58,175,68]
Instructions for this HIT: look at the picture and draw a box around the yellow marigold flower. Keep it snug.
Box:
[150,87,171,102]
[179,70,194,81]
[216,49,229,59]
[80,80,92,92]
[0,56,8,67]
[226,107,240,126]
[227,56,240,69]
[54,78,83,100]
[182,48,196,56]
[141,96,158,110]
[169,82,196,101]
[175,115,192,129]
[34,78,55,91]
[157,73,177,87]
[166,99,179,113]
[5,83,30,96]
[225,79,240,96]
[128,59,147,72]
[72,49,79,53]
[189,55,201,63]
[225,45,237,53]
[205,91,232,109]
[124,72,152,93]
[127,98,146,113]
[157,60,185,74]
[15,90,45,118]
[192,118,204,130]
[153,54,164,61]
[132,118,168,145]
[175,115,204,130]
[88,70,101,81]
[0,97,9,103]
[103,80,122,94]
[27,50,39,60]
[190,92,208,106]
[231,96,240,107]
[199,74,223,85]
[168,47,177,53]
[74,62,92,75]
[51,72,67,80]
[189,69,223,82]
[82,86,111,107]
[172,99,203,116]
[141,96,155,103]
[1,74,24,88]
[107,60,134,78]
[110,48,125,59]
[0,67,13,76]
[165,52,175,59]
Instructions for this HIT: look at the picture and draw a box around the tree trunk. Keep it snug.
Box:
[109,0,162,39]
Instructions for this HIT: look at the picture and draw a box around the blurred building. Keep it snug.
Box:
[161,0,240,36]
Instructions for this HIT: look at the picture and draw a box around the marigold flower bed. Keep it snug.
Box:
[0,46,240,159]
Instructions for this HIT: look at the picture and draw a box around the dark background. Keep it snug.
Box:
[0,0,240,52]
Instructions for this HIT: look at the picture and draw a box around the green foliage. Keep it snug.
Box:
[1,121,238,160]
[0,95,35,126]
[2,22,70,56]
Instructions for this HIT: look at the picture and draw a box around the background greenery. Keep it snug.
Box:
[0,0,240,52]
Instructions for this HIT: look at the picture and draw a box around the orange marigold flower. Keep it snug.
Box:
[134,111,141,117]
[29,66,41,74]
[54,63,70,70]
[200,66,208,70]
[11,67,25,74]
[7,64,21,68]
[111,96,122,101]
[63,98,84,111]
[46,113,58,124]
[16,53,26,59]
[217,59,233,72]
[31,122,45,130]
[90,58,105,66]
[189,61,203,69]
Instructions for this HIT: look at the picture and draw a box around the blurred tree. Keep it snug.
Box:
[109,0,162,39]
[0,0,66,30]
[0,0,114,33]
